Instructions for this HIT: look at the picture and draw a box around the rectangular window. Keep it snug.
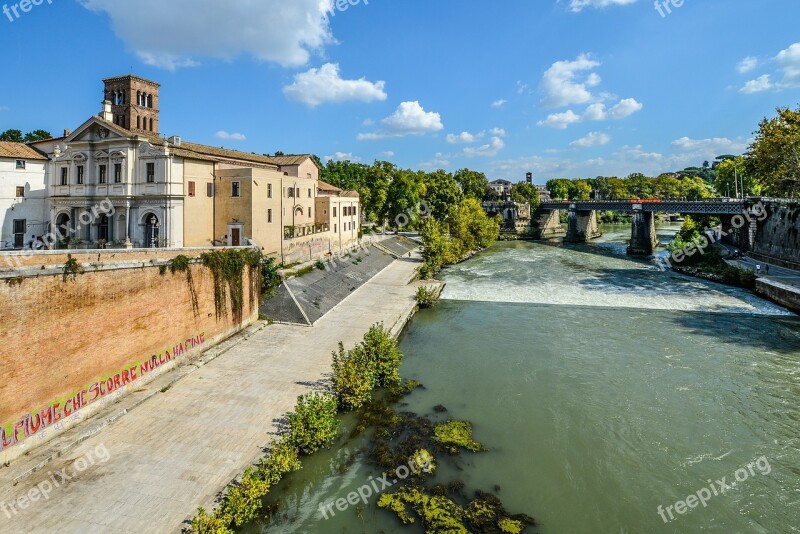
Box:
[76,166,84,185]
[15,186,24,198]
[114,163,123,183]
[12,219,25,248]
[267,183,273,198]
[232,182,241,198]
[268,209,273,223]
[60,167,68,186]
[333,207,337,217]
[15,160,25,170]
[146,162,155,183]
[308,188,312,198]
[295,187,300,197]
[99,164,107,184]
[207,183,214,197]
[288,187,294,198]
[188,181,196,197]
[334,224,337,233]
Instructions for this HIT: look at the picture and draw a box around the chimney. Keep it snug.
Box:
[101,100,113,122]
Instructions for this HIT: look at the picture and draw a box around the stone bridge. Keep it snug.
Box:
[536,199,756,255]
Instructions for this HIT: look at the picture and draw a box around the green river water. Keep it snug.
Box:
[248,225,800,533]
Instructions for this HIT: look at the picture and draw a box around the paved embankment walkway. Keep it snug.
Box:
[0,254,432,534]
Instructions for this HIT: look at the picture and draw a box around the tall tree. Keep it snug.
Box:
[716,157,761,198]
[510,182,540,210]
[453,168,489,200]
[747,105,800,197]
[23,130,52,142]
[0,129,23,142]
[423,170,463,220]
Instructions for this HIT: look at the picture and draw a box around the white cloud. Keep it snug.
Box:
[538,98,643,128]
[736,56,759,74]
[776,42,800,86]
[358,101,444,140]
[516,81,529,94]
[567,0,638,12]
[421,152,450,169]
[324,152,361,162]
[671,137,748,154]
[464,137,505,157]
[738,43,800,94]
[570,131,611,148]
[79,0,333,69]
[283,63,387,107]
[381,151,395,158]
[492,99,508,108]
[740,74,773,94]
[446,131,478,144]
[540,54,602,107]
[215,131,246,141]
[489,128,507,137]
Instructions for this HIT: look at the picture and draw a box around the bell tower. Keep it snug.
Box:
[102,75,160,135]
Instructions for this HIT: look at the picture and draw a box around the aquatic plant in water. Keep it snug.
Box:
[434,420,486,453]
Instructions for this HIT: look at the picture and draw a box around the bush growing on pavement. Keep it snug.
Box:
[286,392,340,455]
[331,342,376,410]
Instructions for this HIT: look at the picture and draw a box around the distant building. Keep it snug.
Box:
[537,185,551,203]
[488,179,513,197]
[22,75,359,262]
[0,142,48,249]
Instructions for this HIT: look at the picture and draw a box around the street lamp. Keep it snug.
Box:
[150,216,160,248]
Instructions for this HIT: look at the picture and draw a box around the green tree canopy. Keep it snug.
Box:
[453,168,489,200]
[747,104,800,197]
[23,130,52,142]
[0,129,24,142]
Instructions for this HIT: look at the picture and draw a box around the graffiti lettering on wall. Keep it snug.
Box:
[0,333,206,451]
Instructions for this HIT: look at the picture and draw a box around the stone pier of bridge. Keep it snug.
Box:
[627,208,658,255]
[564,207,602,243]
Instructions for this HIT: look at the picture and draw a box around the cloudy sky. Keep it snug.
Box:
[1,0,798,182]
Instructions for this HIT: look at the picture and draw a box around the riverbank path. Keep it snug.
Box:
[0,254,431,534]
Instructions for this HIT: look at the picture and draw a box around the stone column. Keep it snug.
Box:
[627,209,658,255]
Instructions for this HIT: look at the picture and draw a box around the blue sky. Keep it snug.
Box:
[0,0,798,183]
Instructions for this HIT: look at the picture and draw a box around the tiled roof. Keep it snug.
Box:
[317,180,343,193]
[270,154,315,167]
[341,191,360,198]
[0,142,48,160]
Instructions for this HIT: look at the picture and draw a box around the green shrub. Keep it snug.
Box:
[256,438,301,484]
[416,286,440,308]
[434,420,485,454]
[223,468,270,527]
[191,507,233,534]
[331,342,376,410]
[286,392,340,455]
[361,323,403,387]
[315,260,326,270]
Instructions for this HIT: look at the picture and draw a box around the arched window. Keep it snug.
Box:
[137,116,141,129]
[149,118,153,131]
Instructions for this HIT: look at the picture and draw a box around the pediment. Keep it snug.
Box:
[65,116,133,144]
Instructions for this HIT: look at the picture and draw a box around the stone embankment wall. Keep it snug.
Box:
[0,248,259,463]
[755,278,800,315]
[752,202,800,265]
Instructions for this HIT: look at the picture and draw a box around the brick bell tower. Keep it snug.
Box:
[102,75,160,135]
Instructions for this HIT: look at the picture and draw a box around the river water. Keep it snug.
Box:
[249,225,800,533]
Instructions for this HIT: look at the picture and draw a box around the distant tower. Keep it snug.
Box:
[102,75,160,134]
[526,172,533,184]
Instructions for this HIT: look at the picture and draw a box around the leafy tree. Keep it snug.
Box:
[0,129,23,142]
[384,169,424,228]
[423,170,463,220]
[546,179,572,200]
[716,157,762,198]
[510,181,540,210]
[747,104,800,197]
[569,179,592,201]
[23,130,52,142]
[453,168,489,200]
